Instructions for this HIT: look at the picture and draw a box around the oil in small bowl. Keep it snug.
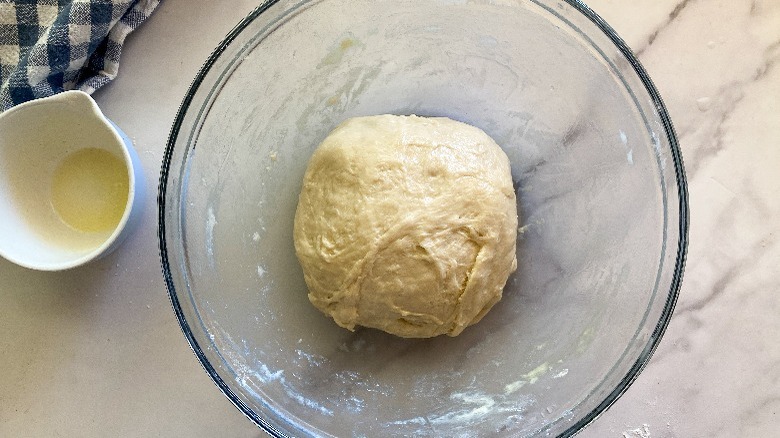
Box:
[50,147,129,235]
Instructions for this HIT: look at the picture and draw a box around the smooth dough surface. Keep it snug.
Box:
[293,115,518,338]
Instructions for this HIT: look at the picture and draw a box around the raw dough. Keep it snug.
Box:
[293,115,518,338]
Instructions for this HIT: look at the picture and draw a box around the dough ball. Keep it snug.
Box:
[293,115,518,338]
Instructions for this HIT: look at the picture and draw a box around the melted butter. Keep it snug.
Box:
[51,148,129,233]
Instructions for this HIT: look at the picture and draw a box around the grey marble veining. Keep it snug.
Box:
[583,1,780,436]
[0,1,777,437]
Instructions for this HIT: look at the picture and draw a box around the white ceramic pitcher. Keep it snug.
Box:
[0,91,144,270]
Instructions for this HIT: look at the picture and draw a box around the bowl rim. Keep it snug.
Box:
[158,0,689,436]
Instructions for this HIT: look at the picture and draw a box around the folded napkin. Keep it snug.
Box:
[0,0,159,111]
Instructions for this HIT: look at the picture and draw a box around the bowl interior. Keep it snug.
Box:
[161,0,686,436]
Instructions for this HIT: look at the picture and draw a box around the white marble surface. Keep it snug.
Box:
[1,1,778,437]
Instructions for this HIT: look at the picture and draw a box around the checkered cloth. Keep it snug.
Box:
[0,0,159,111]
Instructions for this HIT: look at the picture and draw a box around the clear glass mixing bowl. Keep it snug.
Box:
[159,1,688,436]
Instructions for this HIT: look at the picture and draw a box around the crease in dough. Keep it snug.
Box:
[293,114,518,338]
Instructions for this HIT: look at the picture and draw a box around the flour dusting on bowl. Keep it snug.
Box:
[160,0,687,436]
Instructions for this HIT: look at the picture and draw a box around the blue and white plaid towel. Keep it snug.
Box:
[0,0,159,111]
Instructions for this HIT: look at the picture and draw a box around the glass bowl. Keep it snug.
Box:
[159,0,688,436]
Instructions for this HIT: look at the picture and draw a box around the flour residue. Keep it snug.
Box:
[619,130,634,165]
[210,331,399,420]
[504,380,526,394]
[651,131,666,170]
[389,387,531,436]
[205,206,216,266]
[523,362,550,384]
[216,333,335,417]
[505,362,551,395]
[438,392,499,424]
[295,348,325,367]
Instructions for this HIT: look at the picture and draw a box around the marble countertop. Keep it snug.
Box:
[1,1,777,437]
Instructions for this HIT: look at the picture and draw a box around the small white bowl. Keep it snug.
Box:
[0,90,144,271]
